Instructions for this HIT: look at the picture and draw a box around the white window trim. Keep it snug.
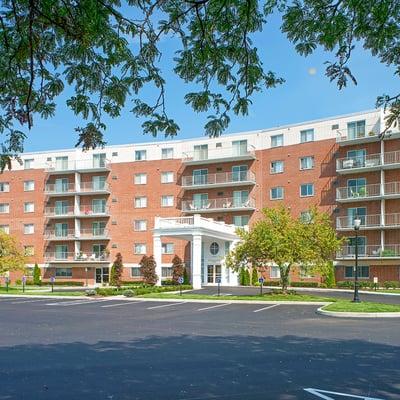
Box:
[270,187,284,200]
[299,156,315,170]
[134,244,147,255]
[161,195,174,207]
[134,197,147,208]
[300,183,315,198]
[270,160,284,174]
[161,172,174,184]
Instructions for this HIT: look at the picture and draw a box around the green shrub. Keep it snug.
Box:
[15,279,22,285]
[95,285,193,296]
[381,249,396,257]
[261,280,281,286]
[96,287,122,296]
[251,268,258,286]
[42,281,84,287]
[383,281,400,289]
[323,261,336,288]
[336,281,353,289]
[290,281,319,288]
[85,289,96,296]
[33,263,41,286]
[123,289,134,297]
[243,269,251,286]
[171,255,185,284]
[110,253,123,287]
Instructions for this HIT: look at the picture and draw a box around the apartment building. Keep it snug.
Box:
[0,108,399,288]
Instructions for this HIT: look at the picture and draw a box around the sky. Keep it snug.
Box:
[23,10,399,152]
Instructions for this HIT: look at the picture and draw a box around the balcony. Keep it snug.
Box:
[336,151,400,174]
[44,206,110,218]
[182,145,256,165]
[44,206,75,218]
[181,171,256,190]
[182,197,256,213]
[45,182,110,196]
[78,205,110,218]
[45,159,110,174]
[336,182,400,202]
[336,245,400,260]
[336,213,400,230]
[336,125,400,146]
[44,252,110,263]
[44,229,110,240]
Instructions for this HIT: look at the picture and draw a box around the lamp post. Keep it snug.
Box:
[352,215,362,303]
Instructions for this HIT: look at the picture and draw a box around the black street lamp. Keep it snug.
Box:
[352,215,362,303]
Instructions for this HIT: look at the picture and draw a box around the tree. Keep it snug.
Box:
[110,252,123,287]
[1,1,397,169]
[251,267,258,286]
[226,206,343,293]
[139,255,158,286]
[0,232,26,275]
[33,263,41,286]
[171,255,184,284]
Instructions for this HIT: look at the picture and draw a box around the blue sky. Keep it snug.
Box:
[24,12,398,152]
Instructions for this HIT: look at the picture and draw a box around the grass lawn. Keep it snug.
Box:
[323,301,400,313]
[138,292,337,302]
[0,287,84,296]
[374,290,400,294]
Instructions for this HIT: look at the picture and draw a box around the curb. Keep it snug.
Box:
[316,306,400,318]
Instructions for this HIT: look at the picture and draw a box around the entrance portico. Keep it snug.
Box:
[153,215,240,289]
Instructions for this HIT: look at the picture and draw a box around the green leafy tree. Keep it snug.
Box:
[322,261,336,288]
[139,255,158,286]
[110,252,123,288]
[226,206,343,293]
[171,255,185,284]
[0,231,26,275]
[251,267,258,285]
[1,1,397,169]
[33,263,41,286]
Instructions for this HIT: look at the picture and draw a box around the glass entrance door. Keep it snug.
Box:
[95,267,109,284]
[207,264,222,284]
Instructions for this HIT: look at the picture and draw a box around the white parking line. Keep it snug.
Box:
[46,299,111,306]
[147,302,186,310]
[10,299,49,304]
[253,304,279,313]
[197,303,230,311]
[101,301,145,308]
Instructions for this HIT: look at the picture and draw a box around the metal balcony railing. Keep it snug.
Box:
[337,245,400,259]
[79,182,110,192]
[182,197,255,212]
[45,183,76,194]
[181,171,256,187]
[45,159,110,172]
[44,229,109,240]
[44,206,75,217]
[335,124,380,143]
[44,252,110,262]
[78,228,109,238]
[79,205,110,216]
[182,145,256,163]
[336,213,400,229]
[336,151,400,171]
[336,183,381,201]
[44,229,75,239]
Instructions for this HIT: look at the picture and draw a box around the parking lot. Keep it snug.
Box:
[0,296,399,399]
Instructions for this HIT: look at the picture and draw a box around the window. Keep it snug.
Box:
[134,220,147,231]
[300,183,314,197]
[24,180,35,191]
[92,221,106,236]
[0,225,10,234]
[24,202,34,213]
[299,156,314,170]
[55,268,72,277]
[135,150,147,161]
[0,182,10,192]
[134,173,147,185]
[55,244,68,259]
[161,195,174,207]
[232,165,248,181]
[332,124,339,130]
[55,156,69,171]
[92,198,106,213]
[232,140,248,156]
[347,120,366,139]
[270,187,283,200]
[193,193,208,209]
[193,169,208,185]
[233,190,249,207]
[210,242,220,255]
[347,236,366,255]
[0,203,9,213]
[24,159,33,169]
[162,243,174,254]
[161,172,174,184]
[233,215,249,227]
[347,149,366,167]
[270,160,284,174]
[135,196,147,208]
[300,128,314,143]
[161,148,173,159]
[270,266,281,278]
[131,267,141,277]
[347,208,366,226]
[54,178,69,193]
[134,243,146,254]
[24,224,34,234]
[24,246,35,256]
[55,223,68,238]
[345,266,369,279]
[271,134,283,148]
[93,153,106,168]
[92,175,106,190]
[162,266,173,278]
[193,144,208,161]
[347,178,367,198]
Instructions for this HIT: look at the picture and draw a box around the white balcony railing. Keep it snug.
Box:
[44,252,110,262]
[79,205,110,216]
[79,182,110,192]
[45,159,110,172]
[181,171,256,187]
[45,183,76,194]
[336,213,400,229]
[182,197,255,212]
[182,145,256,163]
[44,206,75,217]
[336,183,381,201]
[337,245,400,259]
[336,151,400,171]
[335,124,380,143]
[44,229,109,240]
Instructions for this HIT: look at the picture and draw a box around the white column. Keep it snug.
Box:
[192,234,202,289]
[153,234,162,286]
[228,240,240,286]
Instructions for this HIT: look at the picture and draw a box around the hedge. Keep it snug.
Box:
[96,285,192,296]
[290,281,319,288]
[25,281,84,287]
